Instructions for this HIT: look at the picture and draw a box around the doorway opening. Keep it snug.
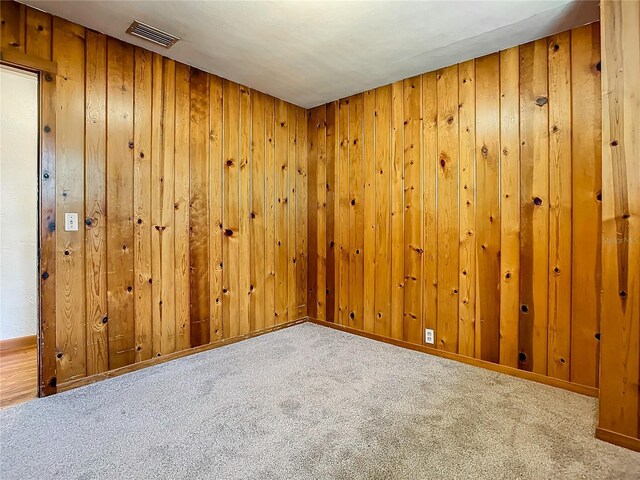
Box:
[0,64,40,408]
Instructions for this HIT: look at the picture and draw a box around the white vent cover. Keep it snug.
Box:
[126,21,179,48]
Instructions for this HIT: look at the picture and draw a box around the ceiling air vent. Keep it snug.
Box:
[126,21,180,48]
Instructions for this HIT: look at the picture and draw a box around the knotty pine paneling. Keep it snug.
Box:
[599,0,640,447]
[308,23,602,389]
[1,2,308,388]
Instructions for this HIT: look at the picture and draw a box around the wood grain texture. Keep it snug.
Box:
[264,97,277,328]
[209,75,224,341]
[106,38,135,370]
[25,6,50,60]
[475,54,501,363]
[174,62,190,352]
[423,72,438,341]
[38,43,57,395]
[436,65,459,352]
[547,32,572,381]
[571,23,602,388]
[133,47,153,362]
[5,2,309,394]
[0,345,37,408]
[363,92,376,333]
[390,82,405,340]
[349,94,364,330]
[239,86,251,333]
[1,0,25,52]
[519,39,549,375]
[458,60,475,358]
[288,105,298,325]
[337,100,350,326]
[189,68,210,347]
[5,2,605,399]
[53,17,86,382]
[499,46,521,369]
[306,108,318,321]
[223,80,240,339]
[310,23,602,391]
[159,58,177,355]
[402,76,423,344]
[325,102,338,322]
[250,91,266,332]
[275,99,290,325]
[85,31,108,375]
[296,106,308,319]
[314,104,326,321]
[599,0,640,443]
[374,86,392,337]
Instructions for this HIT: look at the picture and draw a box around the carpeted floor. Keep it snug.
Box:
[1,323,639,479]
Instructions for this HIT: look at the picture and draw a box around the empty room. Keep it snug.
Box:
[0,0,639,478]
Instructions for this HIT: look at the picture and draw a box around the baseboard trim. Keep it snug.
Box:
[307,318,599,398]
[596,427,640,452]
[0,334,37,353]
[58,318,306,392]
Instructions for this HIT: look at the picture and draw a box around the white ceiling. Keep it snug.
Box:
[23,0,599,108]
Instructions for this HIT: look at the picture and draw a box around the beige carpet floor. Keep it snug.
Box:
[1,322,639,479]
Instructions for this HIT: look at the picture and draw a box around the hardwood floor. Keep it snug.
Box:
[0,345,38,408]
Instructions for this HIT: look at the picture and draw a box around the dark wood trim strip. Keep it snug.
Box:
[0,335,37,353]
[57,318,307,392]
[39,63,57,397]
[0,48,57,74]
[596,427,640,452]
[308,318,599,398]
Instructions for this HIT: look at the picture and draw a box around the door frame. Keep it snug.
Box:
[0,49,58,396]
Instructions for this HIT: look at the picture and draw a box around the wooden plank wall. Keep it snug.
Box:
[598,0,640,449]
[308,23,603,389]
[0,2,307,387]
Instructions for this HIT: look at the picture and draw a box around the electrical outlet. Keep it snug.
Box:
[425,328,434,345]
[65,212,78,232]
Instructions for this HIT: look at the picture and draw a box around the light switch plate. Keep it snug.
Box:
[65,212,78,231]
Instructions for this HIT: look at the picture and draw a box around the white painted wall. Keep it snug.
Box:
[0,65,39,341]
